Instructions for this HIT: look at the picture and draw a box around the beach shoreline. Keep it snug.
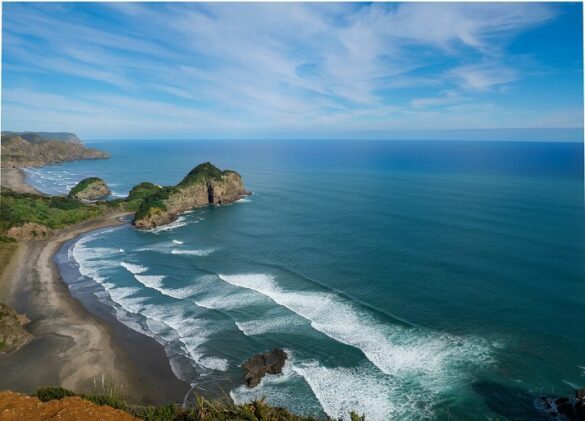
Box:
[0,168,190,405]
[0,167,45,195]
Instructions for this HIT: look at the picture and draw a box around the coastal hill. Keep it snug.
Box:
[0,132,109,168]
[133,162,250,229]
[69,177,111,201]
[2,131,82,144]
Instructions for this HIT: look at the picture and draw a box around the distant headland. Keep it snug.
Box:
[1,131,109,168]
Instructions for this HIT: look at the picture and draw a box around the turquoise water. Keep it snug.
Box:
[28,140,585,419]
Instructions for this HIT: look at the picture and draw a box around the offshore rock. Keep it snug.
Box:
[242,348,288,388]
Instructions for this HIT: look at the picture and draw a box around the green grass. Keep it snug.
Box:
[32,387,335,421]
[69,177,104,197]
[0,187,106,232]
[0,162,240,238]
[178,162,225,187]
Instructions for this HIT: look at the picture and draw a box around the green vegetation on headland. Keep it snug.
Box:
[133,162,249,229]
[0,162,248,240]
[69,177,105,197]
[69,177,112,200]
[31,387,364,421]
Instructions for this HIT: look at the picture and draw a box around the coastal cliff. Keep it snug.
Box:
[133,163,249,229]
[1,132,109,168]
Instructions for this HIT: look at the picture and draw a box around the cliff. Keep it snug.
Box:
[0,133,109,168]
[0,303,32,353]
[133,163,250,229]
[69,177,111,200]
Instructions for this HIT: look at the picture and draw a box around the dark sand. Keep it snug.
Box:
[0,169,190,404]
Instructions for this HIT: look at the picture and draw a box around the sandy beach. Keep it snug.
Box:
[0,168,45,195]
[0,170,189,405]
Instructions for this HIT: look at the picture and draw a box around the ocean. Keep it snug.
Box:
[25,139,585,419]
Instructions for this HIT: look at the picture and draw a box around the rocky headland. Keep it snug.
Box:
[133,162,250,229]
[69,177,111,201]
[1,132,109,168]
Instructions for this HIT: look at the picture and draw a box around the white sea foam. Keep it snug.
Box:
[236,197,252,203]
[219,274,490,382]
[172,239,184,244]
[134,274,166,289]
[171,249,215,256]
[194,288,267,310]
[134,274,202,300]
[235,314,306,336]
[147,216,189,233]
[120,261,148,274]
[291,360,404,420]
[138,304,230,372]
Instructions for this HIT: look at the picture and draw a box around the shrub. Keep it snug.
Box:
[34,387,75,402]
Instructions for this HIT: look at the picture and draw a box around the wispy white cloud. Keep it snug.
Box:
[1,2,580,139]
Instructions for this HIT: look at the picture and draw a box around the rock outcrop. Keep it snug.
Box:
[539,389,585,420]
[1,132,109,168]
[0,303,32,353]
[133,162,250,229]
[6,222,54,241]
[69,177,111,200]
[0,391,138,421]
[242,349,288,388]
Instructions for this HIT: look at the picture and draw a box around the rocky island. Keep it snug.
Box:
[69,177,111,201]
[133,162,250,229]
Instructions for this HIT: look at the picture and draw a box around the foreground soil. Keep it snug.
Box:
[0,391,138,421]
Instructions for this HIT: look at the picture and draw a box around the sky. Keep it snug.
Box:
[1,2,583,141]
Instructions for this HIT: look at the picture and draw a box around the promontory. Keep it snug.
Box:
[133,162,250,229]
[1,131,109,168]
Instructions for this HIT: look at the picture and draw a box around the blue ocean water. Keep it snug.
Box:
[28,140,585,419]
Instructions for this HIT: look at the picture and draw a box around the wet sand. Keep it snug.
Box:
[0,168,45,195]
[0,169,190,404]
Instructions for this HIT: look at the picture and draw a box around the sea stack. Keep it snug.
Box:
[68,177,111,200]
[242,349,288,388]
[132,162,250,229]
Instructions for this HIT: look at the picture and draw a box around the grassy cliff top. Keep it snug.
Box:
[178,162,237,187]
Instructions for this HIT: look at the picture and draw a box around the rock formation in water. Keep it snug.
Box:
[0,303,32,353]
[539,389,585,420]
[242,349,288,388]
[0,132,109,168]
[69,177,111,201]
[132,162,250,229]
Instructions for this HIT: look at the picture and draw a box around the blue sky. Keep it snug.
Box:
[1,2,583,141]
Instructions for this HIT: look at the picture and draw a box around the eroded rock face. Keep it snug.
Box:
[242,349,288,388]
[133,163,250,229]
[69,177,111,200]
[1,134,109,168]
[6,222,54,241]
[0,303,32,353]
